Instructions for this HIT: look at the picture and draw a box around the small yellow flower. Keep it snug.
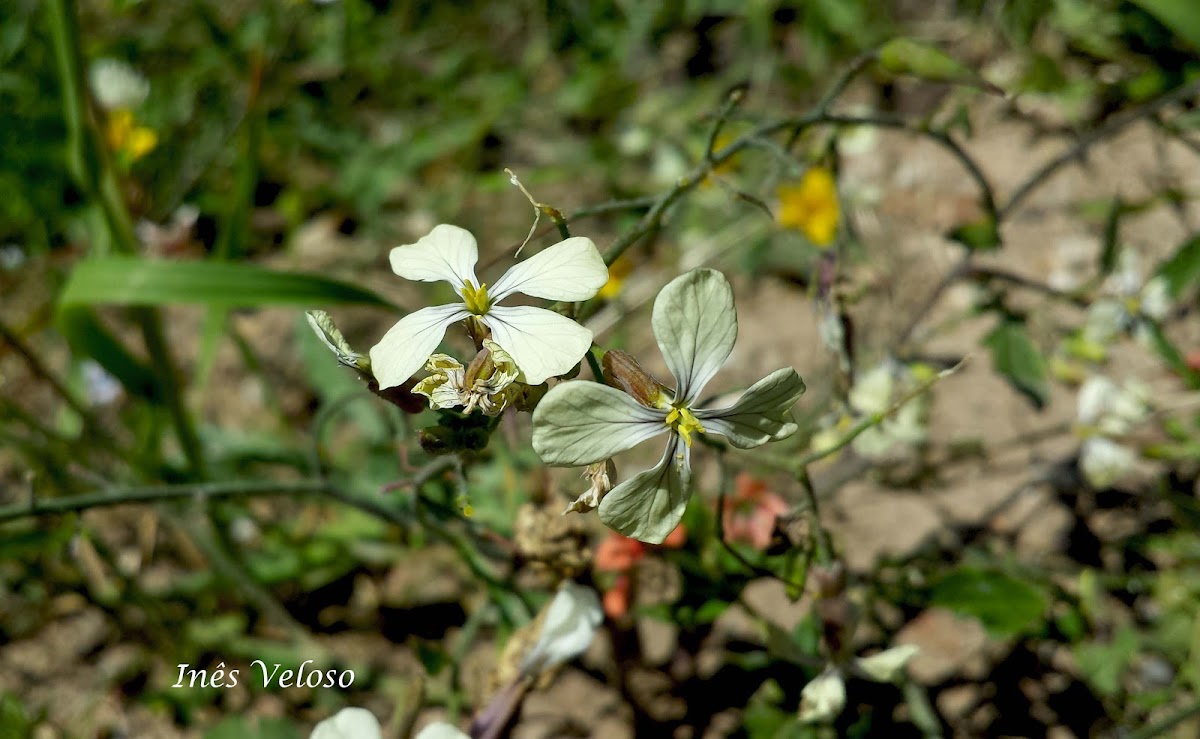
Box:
[777,167,840,247]
[598,256,633,300]
[105,109,157,163]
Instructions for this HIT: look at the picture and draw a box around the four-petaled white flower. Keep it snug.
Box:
[370,224,608,389]
[1083,249,1172,348]
[532,269,805,544]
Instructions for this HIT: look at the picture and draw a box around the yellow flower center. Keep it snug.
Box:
[665,405,706,447]
[461,280,491,315]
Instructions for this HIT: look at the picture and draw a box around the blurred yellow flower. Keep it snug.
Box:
[701,133,738,187]
[105,109,157,163]
[598,255,634,299]
[777,167,839,246]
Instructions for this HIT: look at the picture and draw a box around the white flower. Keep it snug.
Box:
[1083,250,1174,347]
[370,225,607,388]
[533,269,805,543]
[520,582,604,675]
[1076,375,1149,436]
[88,58,149,111]
[854,644,920,683]
[1080,436,1136,488]
[414,723,470,739]
[798,667,847,723]
[798,645,919,723]
[310,707,381,739]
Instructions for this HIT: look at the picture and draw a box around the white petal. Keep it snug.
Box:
[521,582,604,674]
[598,435,692,544]
[1080,437,1135,488]
[849,363,894,415]
[652,269,737,404]
[695,368,805,449]
[389,224,480,291]
[483,305,594,385]
[532,381,667,466]
[413,722,470,739]
[1077,375,1117,425]
[1140,277,1172,321]
[310,707,382,739]
[855,644,919,683]
[368,304,469,389]
[798,668,847,723]
[489,236,608,302]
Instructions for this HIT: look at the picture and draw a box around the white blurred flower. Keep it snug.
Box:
[798,667,846,723]
[1075,374,1149,488]
[520,582,604,675]
[370,225,607,388]
[1080,436,1136,488]
[88,58,149,111]
[82,360,122,406]
[1082,250,1173,349]
[310,708,380,739]
[798,644,919,723]
[414,723,469,739]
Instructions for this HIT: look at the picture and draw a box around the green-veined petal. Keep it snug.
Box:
[696,367,805,448]
[532,381,666,466]
[389,224,480,291]
[652,269,737,404]
[483,304,594,385]
[368,304,469,389]
[489,237,608,302]
[597,435,692,544]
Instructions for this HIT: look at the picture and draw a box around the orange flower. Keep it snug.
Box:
[777,167,840,247]
[594,525,686,618]
[722,473,789,550]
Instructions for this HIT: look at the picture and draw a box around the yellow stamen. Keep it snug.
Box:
[461,280,491,315]
[665,405,706,447]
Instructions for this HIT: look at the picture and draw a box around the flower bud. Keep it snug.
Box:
[603,350,668,407]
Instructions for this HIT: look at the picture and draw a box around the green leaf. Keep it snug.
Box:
[985,321,1050,409]
[1142,321,1200,389]
[1074,627,1140,696]
[1098,198,1122,277]
[56,307,161,401]
[57,257,396,310]
[931,568,1048,636]
[1157,234,1200,297]
[1129,0,1200,51]
[947,216,1001,251]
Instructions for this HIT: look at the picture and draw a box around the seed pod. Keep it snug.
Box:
[602,350,668,407]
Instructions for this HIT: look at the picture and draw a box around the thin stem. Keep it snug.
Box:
[1000,79,1200,218]
[0,479,330,525]
[797,467,832,564]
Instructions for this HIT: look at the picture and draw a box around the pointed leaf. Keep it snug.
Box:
[985,320,1049,409]
[1157,234,1200,297]
[931,568,1048,636]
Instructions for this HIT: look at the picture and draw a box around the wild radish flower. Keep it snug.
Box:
[413,339,521,416]
[777,167,840,247]
[1075,375,1149,488]
[310,707,383,739]
[1082,250,1171,349]
[532,269,805,543]
[520,582,604,675]
[370,225,607,389]
[799,645,920,723]
[88,59,149,111]
[810,361,927,460]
